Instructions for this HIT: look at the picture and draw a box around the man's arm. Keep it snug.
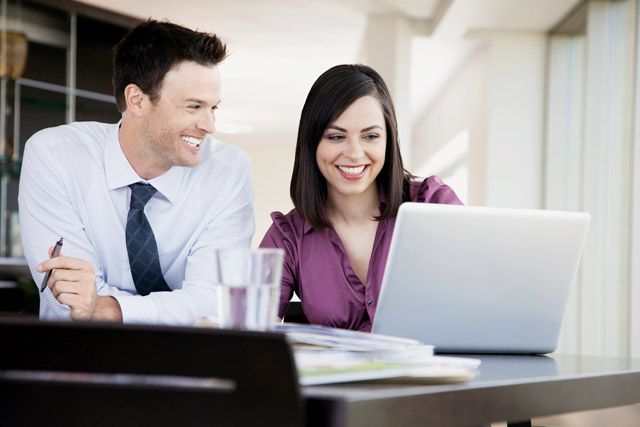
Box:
[110,158,255,325]
[19,132,116,321]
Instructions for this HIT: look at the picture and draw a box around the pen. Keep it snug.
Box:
[40,237,64,293]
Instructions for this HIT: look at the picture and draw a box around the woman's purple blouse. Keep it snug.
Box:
[259,176,463,331]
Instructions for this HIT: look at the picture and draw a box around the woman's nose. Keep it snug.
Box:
[343,138,365,160]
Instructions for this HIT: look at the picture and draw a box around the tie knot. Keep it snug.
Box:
[129,183,157,209]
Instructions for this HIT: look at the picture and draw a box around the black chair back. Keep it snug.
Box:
[0,318,303,427]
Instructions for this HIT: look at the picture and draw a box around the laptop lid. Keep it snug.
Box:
[371,203,590,354]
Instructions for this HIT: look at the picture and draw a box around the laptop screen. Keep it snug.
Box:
[372,203,589,354]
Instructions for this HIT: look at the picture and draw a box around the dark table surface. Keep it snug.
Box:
[303,353,640,427]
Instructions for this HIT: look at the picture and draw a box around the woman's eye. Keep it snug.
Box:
[326,134,345,141]
[364,133,380,141]
[188,105,201,111]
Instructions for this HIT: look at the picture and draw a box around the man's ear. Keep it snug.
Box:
[123,84,147,115]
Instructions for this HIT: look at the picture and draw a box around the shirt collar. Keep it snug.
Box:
[303,221,313,234]
[104,121,184,205]
[148,167,183,204]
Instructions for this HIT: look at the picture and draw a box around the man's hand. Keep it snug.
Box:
[37,251,99,321]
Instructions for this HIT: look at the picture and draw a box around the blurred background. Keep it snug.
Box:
[0,0,638,366]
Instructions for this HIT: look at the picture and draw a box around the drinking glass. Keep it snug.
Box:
[215,247,284,331]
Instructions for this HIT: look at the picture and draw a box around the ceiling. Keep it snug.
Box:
[75,0,582,142]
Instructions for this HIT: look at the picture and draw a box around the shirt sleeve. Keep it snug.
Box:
[414,175,464,205]
[259,212,297,318]
[113,154,256,325]
[19,132,112,320]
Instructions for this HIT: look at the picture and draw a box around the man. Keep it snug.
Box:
[18,20,254,325]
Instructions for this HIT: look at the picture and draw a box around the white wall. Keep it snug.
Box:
[226,135,295,247]
[411,46,488,205]
[480,30,547,209]
[412,30,547,210]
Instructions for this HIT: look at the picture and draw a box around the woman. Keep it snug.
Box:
[260,64,462,331]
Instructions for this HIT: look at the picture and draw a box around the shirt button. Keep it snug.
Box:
[367,299,373,306]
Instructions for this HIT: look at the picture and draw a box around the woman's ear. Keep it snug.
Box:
[123,84,147,115]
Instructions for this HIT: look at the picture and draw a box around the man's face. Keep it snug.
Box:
[141,61,221,175]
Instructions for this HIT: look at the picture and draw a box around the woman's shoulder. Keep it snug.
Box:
[408,175,463,205]
[261,209,307,246]
[269,208,306,227]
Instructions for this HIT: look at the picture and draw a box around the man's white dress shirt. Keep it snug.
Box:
[18,121,255,325]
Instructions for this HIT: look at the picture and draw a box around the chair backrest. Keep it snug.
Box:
[0,318,303,427]
[284,301,309,324]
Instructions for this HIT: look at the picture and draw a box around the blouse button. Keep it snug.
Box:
[367,299,373,306]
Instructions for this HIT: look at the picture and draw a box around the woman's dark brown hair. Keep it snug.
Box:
[290,64,413,229]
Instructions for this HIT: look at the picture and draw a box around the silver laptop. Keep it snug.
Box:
[372,203,590,354]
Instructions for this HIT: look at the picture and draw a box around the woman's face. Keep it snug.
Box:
[315,95,387,200]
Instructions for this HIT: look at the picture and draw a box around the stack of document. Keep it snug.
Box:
[276,323,480,386]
